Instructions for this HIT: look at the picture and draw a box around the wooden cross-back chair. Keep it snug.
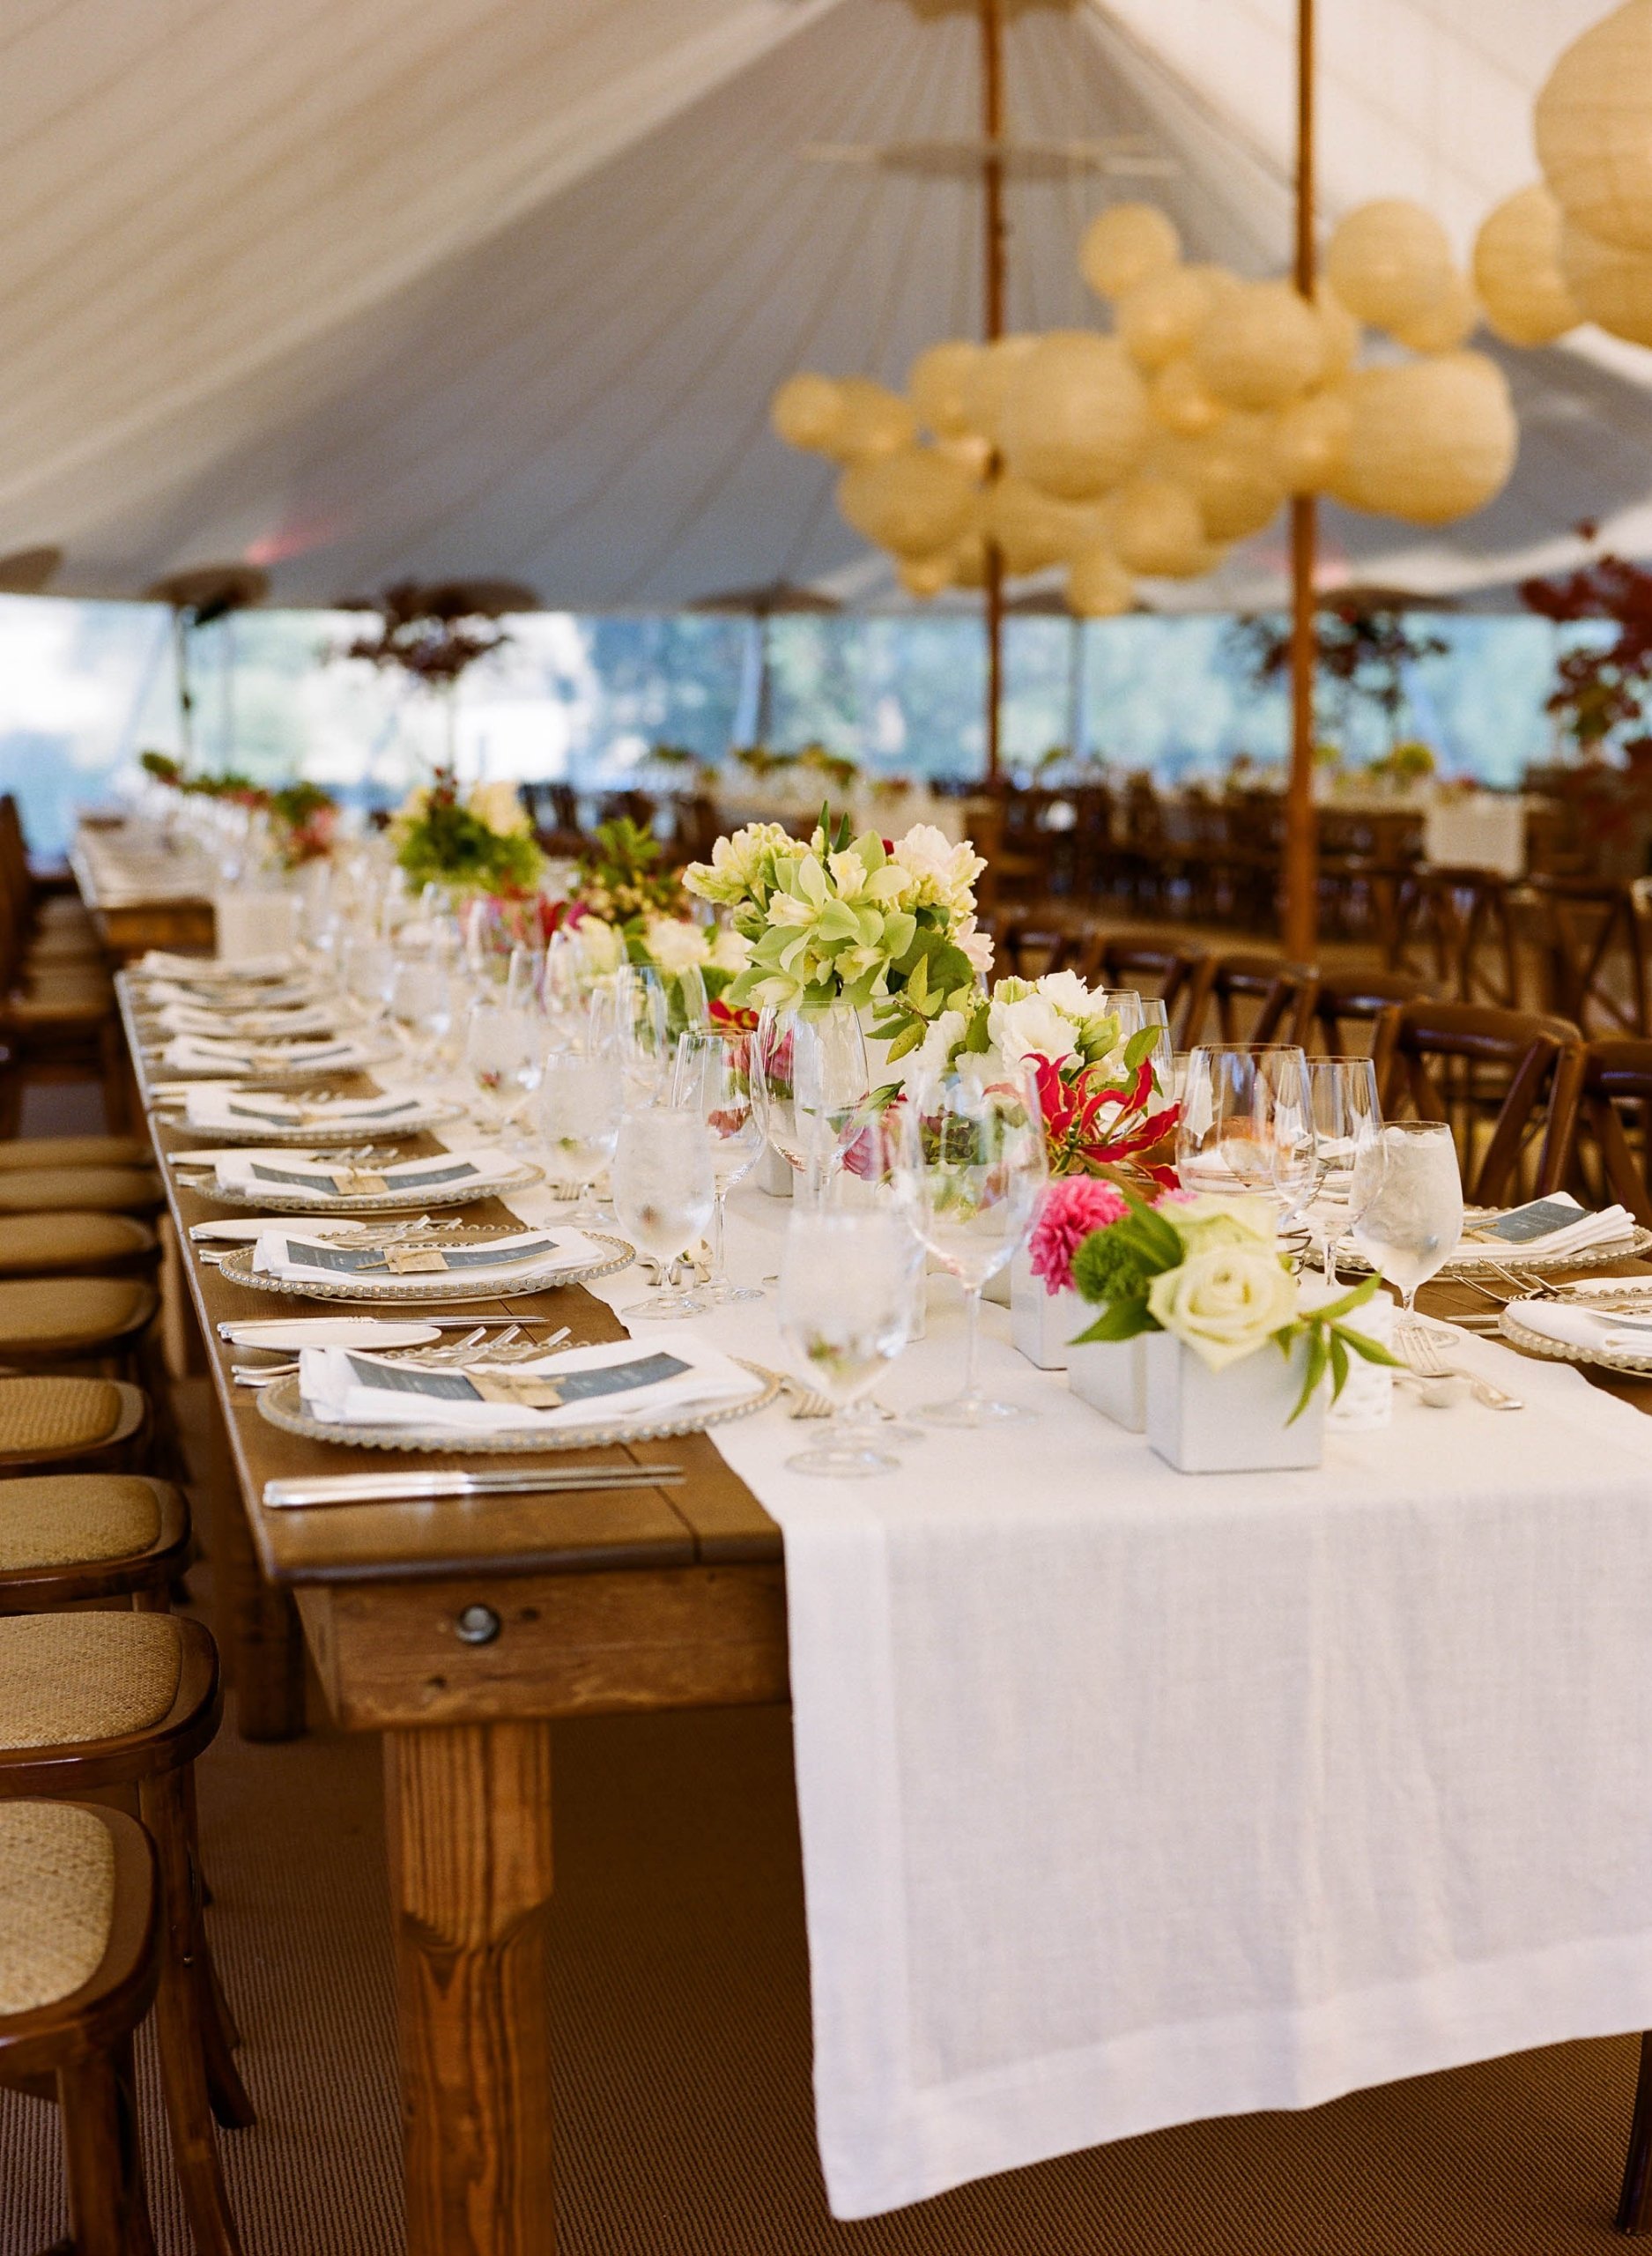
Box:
[1303,969,1433,1057]
[1528,876,1652,1039]
[1369,999,1583,1206]
[1069,931,1211,1043]
[1555,1038,1652,1225]
[1386,865,1522,1010]
[1179,954,1319,1050]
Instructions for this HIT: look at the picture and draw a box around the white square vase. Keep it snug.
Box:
[1010,1246,1081,1369]
[1067,1333,1149,1431]
[754,1145,794,1198]
[1144,1330,1324,1474]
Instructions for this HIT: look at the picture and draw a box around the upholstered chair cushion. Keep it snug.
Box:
[0,1802,115,2014]
[0,1613,181,1749]
[0,1213,153,1275]
[0,1474,161,1571]
[0,1378,126,1457]
[0,1139,151,1173]
[0,1169,161,1215]
[0,1279,152,1353]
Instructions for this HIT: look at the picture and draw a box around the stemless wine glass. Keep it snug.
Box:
[535,1050,622,1221]
[778,1208,922,1477]
[611,1105,716,1322]
[671,1029,765,1302]
[1348,1118,1463,1312]
[751,1003,871,1199]
[893,1065,1047,1426]
[1307,1057,1383,1280]
[462,998,543,1142]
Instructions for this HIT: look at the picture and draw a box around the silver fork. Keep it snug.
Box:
[1396,1321,1524,1410]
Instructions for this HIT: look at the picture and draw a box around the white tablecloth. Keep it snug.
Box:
[494,1150,1652,2216]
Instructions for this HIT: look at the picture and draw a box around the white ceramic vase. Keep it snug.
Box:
[1067,1332,1149,1430]
[1009,1246,1080,1368]
[1144,1330,1324,1474]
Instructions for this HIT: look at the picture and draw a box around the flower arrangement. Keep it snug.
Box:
[684,811,992,1051]
[138,750,267,810]
[390,767,544,895]
[1063,1186,1395,1420]
[266,781,338,867]
[577,818,685,927]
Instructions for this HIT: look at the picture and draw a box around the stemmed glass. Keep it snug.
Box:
[535,1050,622,1222]
[751,1003,871,1200]
[389,957,457,1073]
[462,997,543,1145]
[778,1209,922,1477]
[1349,1118,1463,1313]
[1138,998,1174,1101]
[671,1029,765,1302]
[1100,990,1146,1041]
[337,930,396,1032]
[611,1106,715,1322]
[589,967,670,1104]
[1306,1057,1383,1280]
[1177,1044,1313,1215]
[891,1066,1048,1426]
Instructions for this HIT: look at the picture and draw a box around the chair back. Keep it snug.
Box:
[1529,876,1652,1038]
[1564,1038,1652,1225]
[1180,954,1319,1048]
[1387,865,1521,1008]
[1071,931,1209,1041]
[1370,998,1582,1206]
[1306,969,1433,1056]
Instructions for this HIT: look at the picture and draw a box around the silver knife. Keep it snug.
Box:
[264,1463,682,1508]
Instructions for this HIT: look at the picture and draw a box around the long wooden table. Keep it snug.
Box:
[72,820,217,962]
[118,977,1652,2255]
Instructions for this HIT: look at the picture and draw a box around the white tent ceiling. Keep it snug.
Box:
[1,0,1647,611]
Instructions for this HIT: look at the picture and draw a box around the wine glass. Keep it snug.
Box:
[1177,1044,1312,1211]
[1100,989,1146,1041]
[778,1209,922,1477]
[671,1029,765,1302]
[751,1003,871,1200]
[462,998,543,1143]
[611,1105,716,1322]
[1348,1118,1463,1312]
[543,928,601,1049]
[1306,1057,1383,1281]
[535,1050,622,1222]
[891,1065,1047,1426]
[589,967,671,1104]
[389,957,456,1072]
[337,930,396,1030]
[1138,998,1174,1101]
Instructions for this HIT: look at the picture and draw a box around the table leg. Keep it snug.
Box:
[194,1379,307,1742]
[386,1721,556,2256]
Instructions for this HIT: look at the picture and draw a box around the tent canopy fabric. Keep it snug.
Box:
[1,0,1646,612]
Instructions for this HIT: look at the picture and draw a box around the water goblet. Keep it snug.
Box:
[463,997,542,1141]
[611,1106,715,1322]
[589,966,671,1104]
[671,1029,766,1302]
[778,1209,922,1477]
[535,1050,622,1221]
[1349,1118,1463,1312]
[1306,1057,1383,1280]
[751,1003,871,1199]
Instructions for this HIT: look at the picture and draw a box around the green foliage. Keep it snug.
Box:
[395,790,542,893]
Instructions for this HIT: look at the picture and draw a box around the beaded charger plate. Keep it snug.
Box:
[1337,1221,1652,1281]
[253,1358,779,1453]
[180,1154,544,1214]
[156,1097,467,1147]
[216,1227,633,1303]
[1497,1299,1652,1377]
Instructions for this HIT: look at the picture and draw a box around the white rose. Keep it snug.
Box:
[1147,1245,1297,1371]
[469,779,530,835]
[643,917,710,976]
[988,992,1080,1070]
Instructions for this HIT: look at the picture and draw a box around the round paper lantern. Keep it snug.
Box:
[1271,387,1353,493]
[1108,476,1212,578]
[1078,203,1181,301]
[1191,278,1326,411]
[1181,416,1285,543]
[1473,185,1582,346]
[1324,199,1456,331]
[899,553,954,600]
[909,339,982,438]
[958,334,1039,442]
[1067,543,1136,618]
[1150,355,1228,436]
[998,332,1150,501]
[1560,218,1652,344]
[1315,285,1361,377]
[986,477,1102,575]
[1333,352,1516,524]
[1116,263,1232,372]
[771,373,843,452]
[1536,0,1652,253]
[828,378,918,464]
[1388,269,1478,352]
[836,448,978,557]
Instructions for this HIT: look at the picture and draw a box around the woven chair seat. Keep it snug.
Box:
[5,990,110,1029]
[0,1213,153,1275]
[26,928,101,958]
[0,1801,115,2014]
[0,1139,151,1174]
[0,1169,161,1216]
[0,1378,126,1457]
[0,1279,152,1352]
[0,1613,181,1750]
[0,1474,161,1571]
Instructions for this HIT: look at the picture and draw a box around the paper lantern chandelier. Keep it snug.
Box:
[771,196,1519,616]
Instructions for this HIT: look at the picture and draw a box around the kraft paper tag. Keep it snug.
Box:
[383,1247,449,1274]
[330,1169,389,1195]
[470,1375,566,1410]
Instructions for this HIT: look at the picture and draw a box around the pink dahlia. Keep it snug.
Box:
[1027,1176,1129,1296]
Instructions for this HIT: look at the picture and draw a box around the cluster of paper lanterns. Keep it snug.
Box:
[773,192,1520,616]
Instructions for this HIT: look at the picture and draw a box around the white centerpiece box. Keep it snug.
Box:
[1067,1333,1149,1431]
[1009,1245,1077,1364]
[1143,1328,1324,1473]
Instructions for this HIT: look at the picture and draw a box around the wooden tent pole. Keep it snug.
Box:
[1283,0,1318,960]
[982,0,1006,785]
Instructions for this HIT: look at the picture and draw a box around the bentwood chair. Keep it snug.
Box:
[1369,999,1583,1206]
[1303,969,1433,1057]
[0,1474,191,1614]
[1385,865,1522,1009]
[1070,932,1210,1042]
[1178,954,1319,1050]
[0,1800,161,2255]
[1552,1038,1652,1225]
[1529,877,1652,1039]
[0,1612,252,2256]
[0,1378,150,1476]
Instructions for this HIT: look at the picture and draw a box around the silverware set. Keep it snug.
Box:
[229,1321,572,1386]
[263,1462,685,1510]
[1394,1320,1524,1410]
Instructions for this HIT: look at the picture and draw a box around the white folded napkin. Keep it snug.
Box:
[139,950,295,981]
[139,977,320,1010]
[159,1033,382,1075]
[182,1084,433,1133]
[297,1330,757,1435]
[156,1001,338,1039]
[1464,1191,1637,1260]
[1505,1300,1652,1355]
[251,1222,607,1286]
[216,1145,503,1199]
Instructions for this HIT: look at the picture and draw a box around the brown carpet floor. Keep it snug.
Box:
[0,1685,1644,2255]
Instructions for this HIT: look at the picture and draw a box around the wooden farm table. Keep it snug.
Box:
[71,819,216,961]
[118,977,1652,2253]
